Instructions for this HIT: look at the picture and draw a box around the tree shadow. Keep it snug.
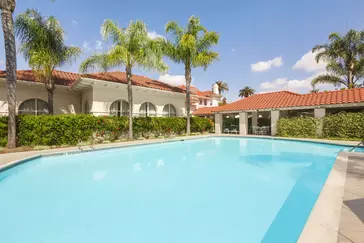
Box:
[344,198,364,224]
[347,155,364,179]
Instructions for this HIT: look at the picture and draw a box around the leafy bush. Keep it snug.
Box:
[277,117,319,138]
[191,116,214,132]
[0,115,214,147]
[0,116,7,147]
[323,112,364,140]
[18,115,128,146]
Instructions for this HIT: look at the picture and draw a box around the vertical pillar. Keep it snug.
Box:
[314,108,326,136]
[252,111,258,127]
[271,110,280,136]
[239,112,248,135]
[215,113,222,134]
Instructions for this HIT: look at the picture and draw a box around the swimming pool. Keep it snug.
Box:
[0,137,348,243]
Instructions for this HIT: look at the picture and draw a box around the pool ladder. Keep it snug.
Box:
[349,139,364,152]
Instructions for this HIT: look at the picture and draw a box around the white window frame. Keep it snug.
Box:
[163,104,177,117]
[18,98,49,116]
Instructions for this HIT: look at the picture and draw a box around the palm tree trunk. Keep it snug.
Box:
[126,66,133,140]
[45,78,54,115]
[185,64,192,135]
[1,3,17,149]
[348,62,354,88]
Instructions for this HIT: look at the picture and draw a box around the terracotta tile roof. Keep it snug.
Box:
[192,107,217,115]
[83,72,185,93]
[0,70,185,93]
[214,89,364,113]
[178,85,217,97]
[0,70,80,86]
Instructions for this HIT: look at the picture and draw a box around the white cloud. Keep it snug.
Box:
[159,74,186,86]
[259,72,334,93]
[147,31,165,40]
[83,40,104,52]
[251,56,283,72]
[293,50,327,73]
[72,20,78,25]
[83,41,91,51]
[95,40,103,51]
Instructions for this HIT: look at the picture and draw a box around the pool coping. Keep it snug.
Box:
[0,134,362,243]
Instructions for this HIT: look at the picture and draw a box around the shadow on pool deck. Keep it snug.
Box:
[337,154,364,243]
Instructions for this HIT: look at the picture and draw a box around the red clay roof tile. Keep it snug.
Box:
[82,72,185,93]
[0,70,80,86]
[214,89,364,113]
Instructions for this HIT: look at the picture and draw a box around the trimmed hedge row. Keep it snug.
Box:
[277,111,364,140]
[277,117,320,138]
[323,112,364,140]
[0,115,214,147]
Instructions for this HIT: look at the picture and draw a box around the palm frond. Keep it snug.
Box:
[311,74,345,87]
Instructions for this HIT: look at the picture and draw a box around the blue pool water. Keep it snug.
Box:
[0,137,348,243]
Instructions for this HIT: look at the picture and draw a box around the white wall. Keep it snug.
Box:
[90,84,187,116]
[0,81,80,115]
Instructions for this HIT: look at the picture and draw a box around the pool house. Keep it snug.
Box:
[193,88,364,136]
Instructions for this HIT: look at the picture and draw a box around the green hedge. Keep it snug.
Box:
[0,115,214,147]
[0,116,7,147]
[323,112,364,140]
[277,117,320,138]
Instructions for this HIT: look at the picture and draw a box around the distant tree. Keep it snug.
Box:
[309,85,319,93]
[80,20,167,140]
[163,16,219,135]
[215,80,228,94]
[239,86,255,98]
[218,97,227,106]
[16,9,81,114]
[312,29,364,89]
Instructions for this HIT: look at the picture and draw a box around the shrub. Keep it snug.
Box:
[0,115,214,147]
[323,112,364,140]
[18,115,128,146]
[191,116,214,133]
[277,117,319,138]
[0,116,7,147]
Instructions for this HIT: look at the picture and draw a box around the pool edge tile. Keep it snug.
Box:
[297,151,350,243]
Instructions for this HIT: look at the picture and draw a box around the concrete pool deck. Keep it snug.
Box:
[0,135,363,243]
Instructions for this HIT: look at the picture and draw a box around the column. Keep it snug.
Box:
[214,113,222,134]
[239,112,248,135]
[271,110,280,136]
[252,111,258,127]
[314,108,326,136]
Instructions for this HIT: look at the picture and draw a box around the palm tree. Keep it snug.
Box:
[15,9,81,114]
[215,80,228,94]
[80,20,167,140]
[312,29,364,89]
[164,16,219,135]
[219,97,227,106]
[239,86,255,98]
[1,0,17,148]
[309,85,319,93]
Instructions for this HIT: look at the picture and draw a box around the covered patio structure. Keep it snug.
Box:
[193,89,364,136]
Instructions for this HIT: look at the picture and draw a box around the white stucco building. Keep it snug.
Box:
[0,70,221,117]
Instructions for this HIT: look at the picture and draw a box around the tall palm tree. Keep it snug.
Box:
[80,20,167,140]
[15,9,81,114]
[215,80,228,94]
[239,86,255,98]
[1,0,17,148]
[164,16,219,135]
[312,29,364,88]
[309,85,319,93]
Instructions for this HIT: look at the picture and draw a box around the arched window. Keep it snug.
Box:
[84,100,90,114]
[110,100,129,117]
[162,104,177,117]
[18,99,48,115]
[139,102,156,117]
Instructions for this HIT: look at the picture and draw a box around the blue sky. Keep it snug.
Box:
[1,0,364,102]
